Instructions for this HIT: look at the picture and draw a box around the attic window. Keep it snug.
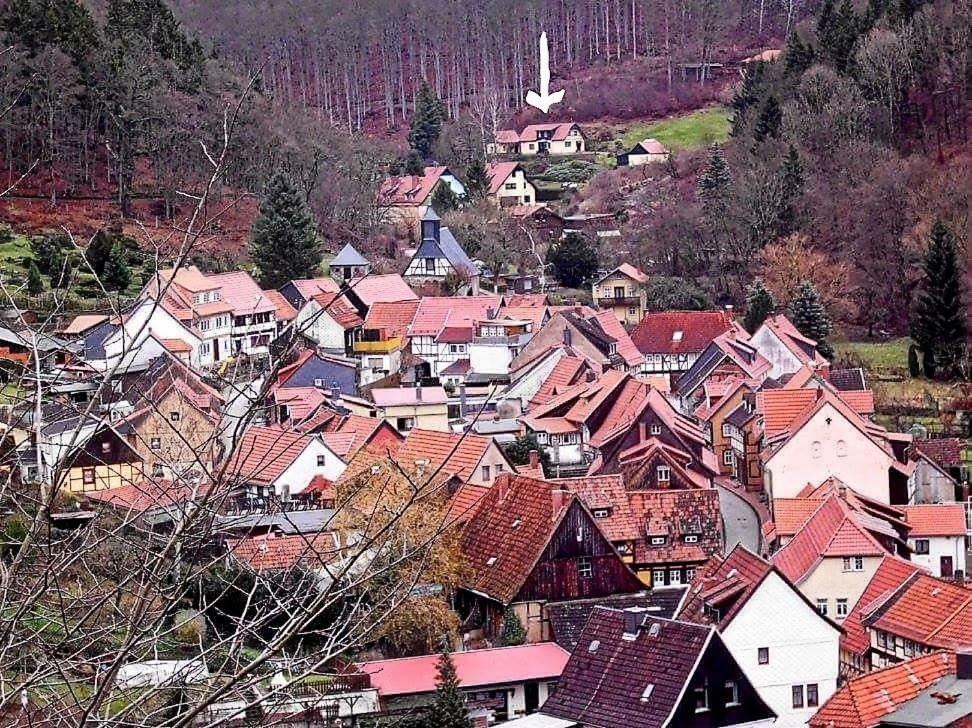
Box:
[588,640,600,653]
[486,557,497,566]
[656,465,671,483]
[101,442,111,454]
[511,519,522,529]
[641,684,655,702]
[684,534,699,544]
[592,508,610,518]
[650,536,667,546]
[314,378,324,387]
[672,331,684,342]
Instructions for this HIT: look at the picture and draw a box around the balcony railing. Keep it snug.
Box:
[354,336,402,353]
[597,296,641,307]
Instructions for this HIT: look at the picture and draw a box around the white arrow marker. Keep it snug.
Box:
[525,32,565,114]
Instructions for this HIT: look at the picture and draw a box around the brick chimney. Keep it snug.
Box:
[551,488,571,517]
[529,449,539,469]
[563,326,572,347]
[496,472,511,501]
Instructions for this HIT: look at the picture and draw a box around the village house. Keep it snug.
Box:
[507,203,565,241]
[533,608,777,728]
[367,386,450,433]
[355,299,420,386]
[772,494,897,625]
[748,314,829,380]
[340,273,417,318]
[616,137,669,166]
[293,292,363,356]
[394,427,515,488]
[591,263,649,326]
[272,349,358,400]
[41,416,143,493]
[676,545,842,727]
[694,378,760,479]
[466,314,536,382]
[630,309,736,384]
[902,503,967,578]
[328,242,370,282]
[487,123,586,156]
[356,643,570,722]
[455,472,644,644]
[545,590,687,651]
[403,208,480,293]
[206,271,278,359]
[404,294,501,380]
[486,162,537,206]
[503,350,598,415]
[277,277,340,310]
[377,165,467,223]
[558,473,723,588]
[909,437,967,504]
[809,651,970,728]
[675,329,772,406]
[262,289,297,335]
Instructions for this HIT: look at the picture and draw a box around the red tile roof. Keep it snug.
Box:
[291,277,340,301]
[503,293,550,307]
[591,309,644,367]
[273,387,327,421]
[596,262,648,285]
[445,483,491,526]
[394,428,498,484]
[208,270,276,315]
[863,573,972,650]
[485,161,522,194]
[914,437,965,469]
[529,355,594,407]
[263,289,297,321]
[630,310,734,355]
[407,296,501,337]
[227,532,338,572]
[378,166,449,206]
[758,314,827,367]
[676,545,775,628]
[363,299,420,338]
[85,478,209,513]
[758,387,875,436]
[303,474,335,499]
[334,414,401,458]
[841,555,922,657]
[310,292,364,329]
[225,426,320,486]
[809,651,956,728]
[347,273,417,306]
[517,122,581,142]
[772,495,888,584]
[552,474,635,542]
[356,643,570,697]
[903,503,967,537]
[627,488,723,565]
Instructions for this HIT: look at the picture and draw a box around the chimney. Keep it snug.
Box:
[459,384,467,417]
[486,307,496,320]
[551,488,571,518]
[496,473,511,501]
[563,326,572,347]
[529,450,539,469]
[416,385,422,402]
[957,650,972,680]
[639,421,647,442]
[622,607,647,640]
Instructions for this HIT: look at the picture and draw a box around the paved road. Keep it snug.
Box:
[716,481,761,554]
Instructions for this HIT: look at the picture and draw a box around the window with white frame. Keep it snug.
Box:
[722,423,732,436]
[836,598,848,618]
[656,465,671,482]
[650,424,662,435]
[694,680,708,712]
[843,556,864,572]
[577,557,593,579]
[652,568,665,584]
[914,538,929,554]
[816,598,828,616]
[723,450,734,465]
[150,437,161,451]
[724,681,739,706]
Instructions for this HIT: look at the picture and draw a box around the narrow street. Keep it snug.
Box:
[716,480,762,554]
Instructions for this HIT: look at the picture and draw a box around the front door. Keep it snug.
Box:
[524,681,540,713]
[940,556,954,578]
[212,338,219,361]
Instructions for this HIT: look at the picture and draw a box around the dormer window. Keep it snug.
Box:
[593,508,611,518]
[650,535,667,546]
[684,534,699,544]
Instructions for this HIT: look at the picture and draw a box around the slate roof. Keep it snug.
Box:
[862,573,972,650]
[903,503,967,537]
[840,555,922,657]
[809,651,956,728]
[914,437,965,470]
[630,310,734,355]
[546,590,687,650]
[829,367,867,391]
[330,243,368,267]
[542,609,724,728]
[772,494,890,584]
[412,224,479,276]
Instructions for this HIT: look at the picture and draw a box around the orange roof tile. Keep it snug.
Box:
[809,652,956,728]
[485,161,522,194]
[363,299,421,338]
[225,426,321,486]
[310,292,364,329]
[552,474,635,542]
[530,355,593,407]
[227,532,338,572]
[503,294,550,308]
[677,545,776,628]
[378,166,449,206]
[630,310,734,355]
[591,310,644,367]
[395,428,498,484]
[841,555,922,656]
[347,273,417,306]
[407,296,501,337]
[263,289,297,321]
[85,478,209,513]
[903,503,968,537]
[292,277,340,300]
[864,574,972,650]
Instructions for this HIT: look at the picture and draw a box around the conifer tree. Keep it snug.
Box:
[818,0,861,73]
[409,82,446,161]
[464,158,491,200]
[250,173,322,289]
[431,182,461,212]
[404,150,425,176]
[102,242,132,292]
[777,145,805,234]
[791,280,834,358]
[546,232,598,288]
[753,95,783,143]
[911,221,966,375]
[86,229,115,277]
[425,648,472,728]
[26,261,43,295]
[500,605,527,646]
[907,344,920,378]
[697,144,733,219]
[744,279,776,333]
[730,62,766,135]
[784,32,816,76]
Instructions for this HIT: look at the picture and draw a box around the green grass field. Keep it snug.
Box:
[836,338,910,372]
[619,106,732,151]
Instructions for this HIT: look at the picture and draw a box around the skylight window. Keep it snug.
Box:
[486,557,497,566]
[672,330,684,342]
[641,684,654,702]
[588,640,600,653]
[511,519,522,529]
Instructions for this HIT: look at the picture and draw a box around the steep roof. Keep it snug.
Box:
[757,387,875,436]
[552,474,635,542]
[394,428,498,484]
[591,309,645,367]
[772,495,888,584]
[309,292,364,329]
[356,643,570,697]
[207,270,276,314]
[676,545,775,628]
[841,555,922,657]
[595,262,649,285]
[809,651,956,728]
[903,503,967,537]
[378,166,449,206]
[530,355,595,407]
[290,277,340,301]
[411,224,478,276]
[346,273,417,306]
[542,610,725,728]
[224,427,322,486]
[407,296,501,337]
[330,243,368,267]
[914,437,965,470]
[547,590,687,651]
[757,313,827,367]
[363,299,420,338]
[862,573,972,650]
[227,532,338,572]
[485,161,523,194]
[627,489,723,565]
[630,310,734,355]
[262,289,297,321]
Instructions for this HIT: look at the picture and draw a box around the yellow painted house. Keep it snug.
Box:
[592,263,650,326]
[486,162,537,206]
[53,421,144,494]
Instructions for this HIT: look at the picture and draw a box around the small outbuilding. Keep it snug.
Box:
[616,138,669,167]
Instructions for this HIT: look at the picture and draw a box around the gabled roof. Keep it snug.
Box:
[346,273,417,306]
[628,138,668,155]
[530,355,596,407]
[542,609,757,728]
[903,503,967,537]
[330,243,368,267]
[274,349,357,390]
[378,166,451,206]
[309,292,364,329]
[262,289,297,321]
[591,309,645,367]
[224,427,323,486]
[227,532,338,572]
[411,225,478,276]
[552,474,636,542]
[485,161,523,194]
[756,313,827,367]
[914,437,965,470]
[627,489,723,564]
[841,555,922,657]
[809,651,956,728]
[594,262,649,286]
[394,428,499,484]
[356,643,570,697]
[289,277,340,301]
[406,296,501,337]
[772,494,888,584]
[547,590,687,651]
[757,385,875,436]
[862,573,972,650]
[85,478,209,514]
[517,122,582,142]
[630,310,734,355]
[363,299,420,338]
[207,270,276,315]
[333,414,402,457]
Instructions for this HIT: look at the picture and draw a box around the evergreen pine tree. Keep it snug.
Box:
[102,242,132,292]
[425,648,472,728]
[922,348,936,379]
[26,261,43,295]
[697,144,733,219]
[911,221,966,375]
[500,605,527,646]
[784,32,816,76]
[744,279,776,333]
[464,158,491,200]
[730,62,765,135]
[753,95,783,143]
[777,145,805,234]
[546,232,598,288]
[790,280,834,358]
[409,82,446,161]
[86,229,115,277]
[818,0,861,73]
[431,182,461,212]
[250,173,323,289]
[404,150,425,176]
[907,344,920,378]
